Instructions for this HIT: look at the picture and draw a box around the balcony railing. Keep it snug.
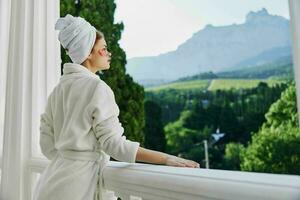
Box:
[103,162,300,200]
[16,158,300,200]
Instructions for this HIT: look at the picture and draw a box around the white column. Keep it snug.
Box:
[0,0,60,199]
[0,0,11,160]
[289,0,300,124]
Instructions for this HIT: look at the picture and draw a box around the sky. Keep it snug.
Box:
[114,0,290,59]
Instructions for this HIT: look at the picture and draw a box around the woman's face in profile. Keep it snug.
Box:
[91,38,111,71]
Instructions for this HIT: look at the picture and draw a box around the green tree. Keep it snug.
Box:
[241,124,300,174]
[263,84,298,129]
[164,110,213,165]
[241,84,300,175]
[60,0,145,144]
[219,102,239,143]
[144,100,166,152]
[164,111,197,155]
[223,143,245,170]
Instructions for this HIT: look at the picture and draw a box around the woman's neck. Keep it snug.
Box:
[81,61,97,74]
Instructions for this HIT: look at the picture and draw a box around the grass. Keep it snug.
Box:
[145,80,211,92]
[145,79,284,92]
[207,79,283,91]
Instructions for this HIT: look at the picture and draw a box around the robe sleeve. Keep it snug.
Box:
[90,82,140,163]
[40,95,57,160]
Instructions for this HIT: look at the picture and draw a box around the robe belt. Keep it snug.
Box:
[57,150,106,200]
[57,150,102,162]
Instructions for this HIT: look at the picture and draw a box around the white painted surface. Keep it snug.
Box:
[289,0,300,124]
[27,160,300,200]
[0,0,11,160]
[0,0,60,199]
[102,162,300,200]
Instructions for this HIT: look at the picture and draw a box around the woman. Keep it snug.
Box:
[33,14,200,200]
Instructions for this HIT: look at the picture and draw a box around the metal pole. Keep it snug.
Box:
[204,140,209,169]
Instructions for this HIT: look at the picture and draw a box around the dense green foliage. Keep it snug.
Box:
[263,84,299,129]
[147,82,287,127]
[223,143,245,170]
[60,0,145,143]
[144,100,166,151]
[147,82,289,168]
[241,84,300,175]
[164,111,213,164]
[241,124,300,174]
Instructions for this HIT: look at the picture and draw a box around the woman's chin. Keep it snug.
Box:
[99,66,110,71]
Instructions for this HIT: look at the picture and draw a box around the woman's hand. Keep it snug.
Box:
[135,147,200,168]
[165,155,200,168]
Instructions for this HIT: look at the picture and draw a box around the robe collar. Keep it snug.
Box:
[62,63,100,79]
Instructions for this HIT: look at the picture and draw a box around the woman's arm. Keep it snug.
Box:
[136,147,200,168]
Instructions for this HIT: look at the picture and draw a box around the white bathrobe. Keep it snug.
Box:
[33,63,140,200]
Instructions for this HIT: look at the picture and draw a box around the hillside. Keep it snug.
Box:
[146,79,283,92]
[218,58,293,80]
[207,79,283,91]
[145,80,210,92]
[170,56,293,83]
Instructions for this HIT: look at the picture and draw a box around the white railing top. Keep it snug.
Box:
[103,161,300,200]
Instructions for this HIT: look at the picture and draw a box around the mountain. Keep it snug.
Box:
[126,8,291,84]
[171,56,293,83]
[231,46,292,69]
[217,58,293,80]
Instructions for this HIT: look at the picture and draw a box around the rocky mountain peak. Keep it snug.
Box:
[246,8,269,22]
[245,8,286,25]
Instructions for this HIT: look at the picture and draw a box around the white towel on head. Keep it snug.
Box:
[55,14,96,64]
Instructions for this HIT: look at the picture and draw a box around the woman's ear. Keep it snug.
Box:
[97,49,104,57]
